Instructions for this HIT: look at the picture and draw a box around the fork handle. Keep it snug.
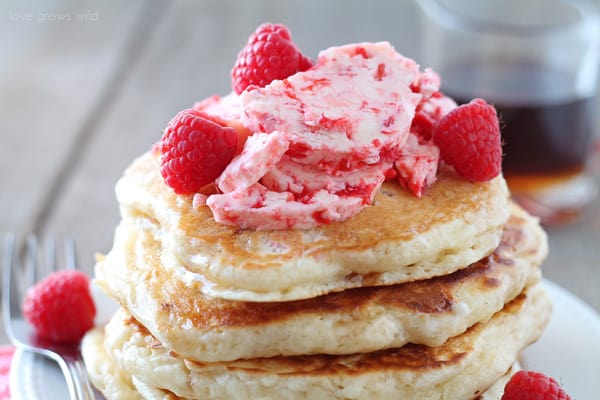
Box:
[57,354,97,400]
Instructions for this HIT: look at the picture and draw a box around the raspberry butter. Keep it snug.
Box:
[160,25,501,231]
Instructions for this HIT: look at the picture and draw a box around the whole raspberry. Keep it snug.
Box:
[231,23,313,94]
[22,270,96,343]
[160,109,238,194]
[502,370,572,400]
[433,98,502,182]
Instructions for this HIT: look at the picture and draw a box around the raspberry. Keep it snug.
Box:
[231,23,313,94]
[502,370,572,400]
[433,98,502,182]
[22,270,96,343]
[160,108,238,194]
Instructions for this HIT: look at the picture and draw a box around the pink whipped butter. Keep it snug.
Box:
[197,42,456,230]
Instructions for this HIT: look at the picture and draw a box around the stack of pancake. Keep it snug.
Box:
[82,150,551,399]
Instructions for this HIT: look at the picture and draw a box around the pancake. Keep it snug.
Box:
[95,202,545,362]
[114,151,510,302]
[133,362,519,400]
[82,328,142,400]
[90,284,550,400]
[478,362,520,400]
[82,330,519,400]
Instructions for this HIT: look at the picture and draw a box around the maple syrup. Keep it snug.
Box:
[443,62,598,224]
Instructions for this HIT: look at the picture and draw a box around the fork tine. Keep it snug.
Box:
[2,233,14,269]
[64,238,77,270]
[2,233,15,284]
[45,236,57,275]
[2,233,19,317]
[25,234,39,292]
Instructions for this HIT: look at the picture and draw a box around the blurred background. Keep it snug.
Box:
[1,0,599,311]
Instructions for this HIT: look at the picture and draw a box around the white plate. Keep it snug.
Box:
[521,279,600,397]
[10,279,600,399]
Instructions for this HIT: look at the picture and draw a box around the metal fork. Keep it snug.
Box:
[2,234,97,400]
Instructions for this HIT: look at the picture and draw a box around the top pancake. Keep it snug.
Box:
[115,151,510,301]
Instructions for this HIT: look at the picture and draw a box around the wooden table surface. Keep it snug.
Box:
[1,0,600,347]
